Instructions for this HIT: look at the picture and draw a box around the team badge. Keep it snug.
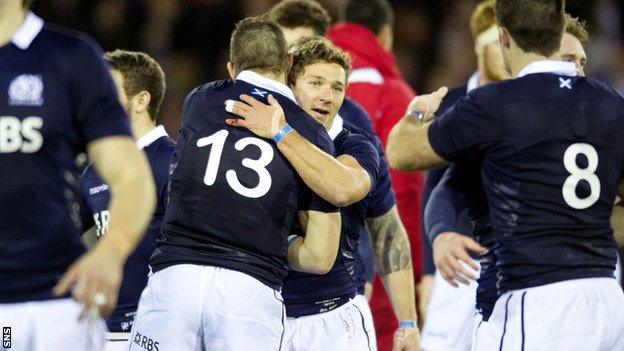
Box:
[8,74,44,106]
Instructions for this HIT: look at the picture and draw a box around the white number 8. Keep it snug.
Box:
[562,143,600,209]
[197,129,274,199]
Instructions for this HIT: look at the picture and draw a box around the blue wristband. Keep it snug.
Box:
[287,234,299,247]
[273,124,293,144]
[399,321,418,328]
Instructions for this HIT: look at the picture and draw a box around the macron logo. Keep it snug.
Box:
[89,184,109,195]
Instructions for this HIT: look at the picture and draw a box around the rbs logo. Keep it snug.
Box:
[0,116,43,153]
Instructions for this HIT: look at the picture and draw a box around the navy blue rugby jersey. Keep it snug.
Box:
[426,161,497,320]
[428,61,624,292]
[151,71,337,289]
[283,117,387,317]
[79,127,175,332]
[340,99,397,293]
[0,13,131,302]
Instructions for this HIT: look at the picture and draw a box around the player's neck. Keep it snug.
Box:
[0,6,26,47]
[254,71,287,85]
[131,116,157,141]
[509,52,560,78]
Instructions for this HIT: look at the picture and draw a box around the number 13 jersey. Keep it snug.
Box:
[151,71,337,289]
[427,61,624,292]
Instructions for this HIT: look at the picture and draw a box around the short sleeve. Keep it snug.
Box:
[341,133,380,192]
[428,85,503,162]
[72,36,131,145]
[366,136,396,218]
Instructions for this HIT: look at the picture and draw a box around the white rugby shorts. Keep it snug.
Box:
[283,294,376,351]
[421,260,479,351]
[129,264,285,351]
[476,277,624,351]
[0,298,106,351]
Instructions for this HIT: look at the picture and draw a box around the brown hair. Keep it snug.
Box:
[104,50,166,122]
[470,0,496,39]
[344,0,394,35]
[268,0,331,36]
[496,0,565,56]
[564,13,589,45]
[23,0,34,9]
[229,16,289,76]
[288,36,351,86]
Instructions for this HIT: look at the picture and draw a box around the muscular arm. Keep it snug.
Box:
[387,119,447,172]
[366,205,417,322]
[226,94,371,207]
[288,210,342,274]
[386,87,449,171]
[54,136,155,316]
[277,133,371,206]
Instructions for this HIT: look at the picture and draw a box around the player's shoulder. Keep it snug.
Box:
[338,98,375,135]
[186,79,235,100]
[36,23,102,56]
[151,135,176,155]
[580,77,624,101]
[337,126,377,160]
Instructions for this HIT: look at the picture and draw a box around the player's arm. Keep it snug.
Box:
[365,206,420,347]
[54,136,156,317]
[386,87,449,171]
[226,94,371,207]
[288,210,342,274]
[426,167,486,286]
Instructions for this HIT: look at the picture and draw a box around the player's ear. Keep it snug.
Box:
[135,91,151,114]
[498,27,511,49]
[227,62,237,80]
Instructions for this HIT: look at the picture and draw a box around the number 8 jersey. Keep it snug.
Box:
[151,71,337,289]
[427,61,624,292]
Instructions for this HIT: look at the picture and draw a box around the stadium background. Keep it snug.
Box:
[32,0,624,138]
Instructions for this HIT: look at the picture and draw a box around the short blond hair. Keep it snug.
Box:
[565,14,589,45]
[470,0,497,40]
[288,36,351,86]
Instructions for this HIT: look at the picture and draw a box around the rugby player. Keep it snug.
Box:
[0,1,155,349]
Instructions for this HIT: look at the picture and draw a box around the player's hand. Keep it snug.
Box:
[392,326,421,351]
[225,94,287,139]
[52,240,124,321]
[432,232,486,287]
[406,86,448,121]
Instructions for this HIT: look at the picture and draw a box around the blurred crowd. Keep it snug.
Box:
[32,0,624,137]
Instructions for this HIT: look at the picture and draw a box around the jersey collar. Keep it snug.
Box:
[467,71,480,93]
[327,115,344,141]
[517,60,578,78]
[236,70,297,104]
[12,12,44,50]
[136,125,168,150]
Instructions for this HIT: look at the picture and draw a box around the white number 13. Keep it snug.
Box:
[197,129,274,198]
[562,143,600,209]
